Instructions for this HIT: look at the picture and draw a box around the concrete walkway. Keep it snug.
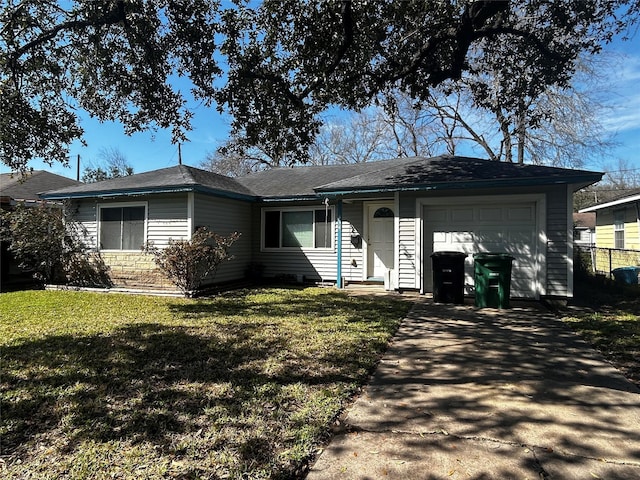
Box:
[307,300,640,479]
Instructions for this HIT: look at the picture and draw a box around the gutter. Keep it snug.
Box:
[40,185,257,203]
[316,174,603,197]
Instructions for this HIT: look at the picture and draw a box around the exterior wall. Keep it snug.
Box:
[574,228,594,247]
[250,200,340,282]
[72,193,253,289]
[545,186,570,298]
[398,195,418,290]
[99,251,173,289]
[147,195,190,247]
[595,206,640,250]
[72,194,190,250]
[340,201,365,283]
[193,193,253,284]
[398,185,572,299]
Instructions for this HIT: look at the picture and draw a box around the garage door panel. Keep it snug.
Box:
[478,207,503,222]
[451,208,474,222]
[508,205,534,221]
[424,202,539,299]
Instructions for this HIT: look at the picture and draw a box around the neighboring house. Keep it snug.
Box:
[573,212,596,247]
[579,189,640,274]
[579,189,640,251]
[0,170,80,207]
[41,155,602,300]
[1,170,81,287]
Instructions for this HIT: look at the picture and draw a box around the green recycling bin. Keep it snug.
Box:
[474,253,514,309]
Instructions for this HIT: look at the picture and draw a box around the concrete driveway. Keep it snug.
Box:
[307,300,640,479]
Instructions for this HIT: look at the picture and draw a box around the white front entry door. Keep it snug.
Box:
[367,204,395,279]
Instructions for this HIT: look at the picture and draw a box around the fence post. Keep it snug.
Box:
[609,248,612,278]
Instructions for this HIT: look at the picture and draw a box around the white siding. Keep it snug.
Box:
[193,193,252,284]
[74,200,98,249]
[147,194,189,247]
[398,196,418,289]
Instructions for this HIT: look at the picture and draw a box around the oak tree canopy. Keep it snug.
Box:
[1,0,637,173]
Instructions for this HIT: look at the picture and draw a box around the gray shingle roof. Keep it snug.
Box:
[41,156,603,201]
[0,170,80,201]
[314,156,602,192]
[41,165,255,199]
[236,155,601,196]
[234,157,414,197]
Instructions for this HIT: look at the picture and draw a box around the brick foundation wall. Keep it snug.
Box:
[100,252,174,289]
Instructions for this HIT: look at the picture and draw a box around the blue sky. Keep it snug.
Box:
[4,31,640,180]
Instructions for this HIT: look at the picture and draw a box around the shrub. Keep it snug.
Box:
[143,228,240,296]
[0,202,112,287]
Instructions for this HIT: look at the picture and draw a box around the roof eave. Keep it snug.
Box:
[316,175,603,196]
[40,185,257,202]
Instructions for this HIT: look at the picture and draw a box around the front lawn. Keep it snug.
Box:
[0,288,410,479]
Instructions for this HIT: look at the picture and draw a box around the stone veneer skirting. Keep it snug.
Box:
[100,252,173,289]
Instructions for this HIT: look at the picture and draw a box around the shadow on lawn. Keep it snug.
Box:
[2,290,408,478]
[3,323,269,453]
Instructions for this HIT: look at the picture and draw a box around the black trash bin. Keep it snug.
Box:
[431,251,467,304]
[473,253,514,309]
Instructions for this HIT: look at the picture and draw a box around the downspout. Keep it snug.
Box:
[635,202,640,250]
[337,197,343,288]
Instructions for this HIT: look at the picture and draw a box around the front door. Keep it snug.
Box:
[367,204,395,280]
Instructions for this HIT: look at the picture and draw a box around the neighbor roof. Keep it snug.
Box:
[42,156,603,201]
[0,170,80,201]
[573,212,596,229]
[579,188,640,212]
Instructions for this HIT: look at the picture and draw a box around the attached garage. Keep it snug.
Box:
[420,195,545,299]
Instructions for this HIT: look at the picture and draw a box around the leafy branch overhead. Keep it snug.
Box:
[2,0,638,172]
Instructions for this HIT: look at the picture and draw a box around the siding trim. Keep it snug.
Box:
[566,185,574,298]
[187,192,194,240]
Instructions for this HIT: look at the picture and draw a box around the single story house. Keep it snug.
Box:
[41,155,602,300]
[1,170,80,208]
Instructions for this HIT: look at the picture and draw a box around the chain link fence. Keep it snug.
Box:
[575,245,640,278]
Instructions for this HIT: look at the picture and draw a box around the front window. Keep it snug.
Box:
[614,209,625,249]
[263,207,333,249]
[99,204,146,250]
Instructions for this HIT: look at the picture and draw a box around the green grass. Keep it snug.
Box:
[561,277,640,388]
[0,287,410,479]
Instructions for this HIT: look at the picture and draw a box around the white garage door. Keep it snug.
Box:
[423,202,540,299]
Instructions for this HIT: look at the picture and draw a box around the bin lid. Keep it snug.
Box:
[431,251,467,258]
[473,252,514,261]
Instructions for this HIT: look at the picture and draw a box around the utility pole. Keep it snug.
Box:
[76,154,80,181]
[178,144,182,165]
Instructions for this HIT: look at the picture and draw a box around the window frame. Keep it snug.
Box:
[261,206,335,251]
[97,202,148,252]
[613,208,625,249]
